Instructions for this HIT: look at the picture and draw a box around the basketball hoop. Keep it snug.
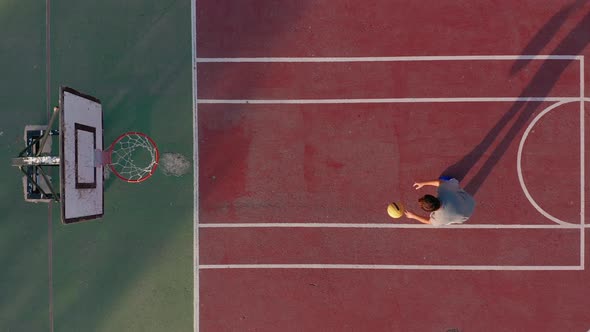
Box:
[12,86,162,224]
[104,132,159,183]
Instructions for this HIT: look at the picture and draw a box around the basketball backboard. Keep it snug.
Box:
[11,86,158,224]
[59,86,103,224]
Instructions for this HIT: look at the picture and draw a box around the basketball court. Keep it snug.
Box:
[2,0,590,331]
[195,1,590,331]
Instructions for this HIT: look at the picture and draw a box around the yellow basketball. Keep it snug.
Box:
[387,202,405,219]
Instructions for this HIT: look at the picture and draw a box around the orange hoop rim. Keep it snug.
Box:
[107,131,159,183]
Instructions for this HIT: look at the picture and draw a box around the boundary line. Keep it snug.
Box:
[197,97,581,104]
[190,0,199,330]
[199,223,589,229]
[580,57,586,269]
[199,264,583,271]
[196,55,582,63]
[45,0,54,330]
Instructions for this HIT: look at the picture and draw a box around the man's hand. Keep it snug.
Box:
[404,211,417,219]
[413,182,425,190]
[404,210,431,225]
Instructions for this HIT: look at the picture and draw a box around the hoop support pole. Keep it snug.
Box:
[36,106,59,157]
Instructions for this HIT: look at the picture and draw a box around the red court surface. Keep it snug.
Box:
[195,1,590,331]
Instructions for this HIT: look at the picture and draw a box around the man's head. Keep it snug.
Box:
[418,194,441,212]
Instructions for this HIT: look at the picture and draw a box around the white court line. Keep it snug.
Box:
[197,56,587,273]
[196,55,582,63]
[199,264,583,271]
[198,97,582,104]
[200,223,589,229]
[191,0,199,330]
[517,100,583,226]
[580,57,585,269]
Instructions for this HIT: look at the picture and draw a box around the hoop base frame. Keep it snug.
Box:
[94,149,111,167]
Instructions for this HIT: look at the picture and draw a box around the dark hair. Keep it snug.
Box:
[418,195,441,212]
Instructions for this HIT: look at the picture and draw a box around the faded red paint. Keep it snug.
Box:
[199,108,251,220]
[303,143,317,193]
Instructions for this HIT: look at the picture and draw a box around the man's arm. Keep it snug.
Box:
[404,211,431,224]
[413,180,440,189]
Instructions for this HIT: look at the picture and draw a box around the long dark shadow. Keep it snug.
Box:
[510,0,585,75]
[441,6,590,195]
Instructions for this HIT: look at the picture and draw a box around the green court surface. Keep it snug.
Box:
[1,1,193,331]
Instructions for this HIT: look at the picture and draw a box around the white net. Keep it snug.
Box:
[108,133,158,182]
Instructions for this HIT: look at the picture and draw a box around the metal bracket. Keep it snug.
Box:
[13,107,61,202]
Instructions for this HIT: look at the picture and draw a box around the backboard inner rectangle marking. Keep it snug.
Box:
[74,123,96,189]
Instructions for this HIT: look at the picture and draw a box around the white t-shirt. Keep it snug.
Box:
[430,179,475,226]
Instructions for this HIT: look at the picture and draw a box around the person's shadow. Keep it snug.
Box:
[441,1,590,195]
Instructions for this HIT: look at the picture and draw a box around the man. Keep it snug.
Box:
[404,177,475,226]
